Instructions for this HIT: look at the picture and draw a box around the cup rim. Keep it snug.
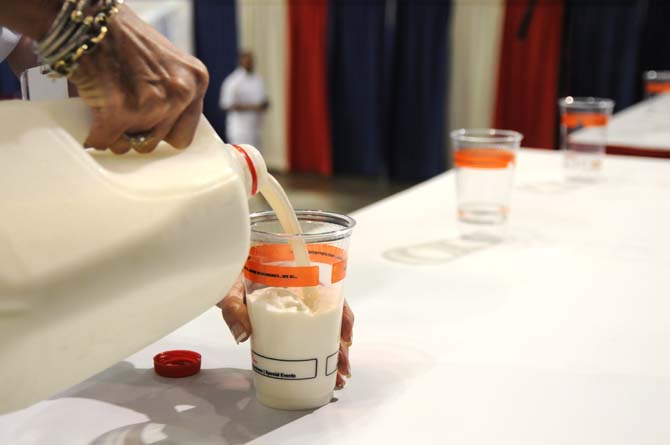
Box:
[450,128,523,144]
[250,210,356,243]
[643,70,670,81]
[558,96,615,110]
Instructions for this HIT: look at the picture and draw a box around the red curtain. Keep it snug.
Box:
[287,0,332,175]
[494,0,564,149]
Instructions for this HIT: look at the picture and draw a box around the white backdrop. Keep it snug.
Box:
[448,0,504,136]
[126,0,194,55]
[237,0,289,172]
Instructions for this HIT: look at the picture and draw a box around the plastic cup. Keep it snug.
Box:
[450,129,523,241]
[643,70,670,98]
[558,96,614,182]
[243,210,355,410]
[643,71,670,115]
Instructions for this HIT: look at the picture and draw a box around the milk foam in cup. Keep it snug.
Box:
[244,210,355,410]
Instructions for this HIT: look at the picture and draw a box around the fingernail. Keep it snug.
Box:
[231,323,248,344]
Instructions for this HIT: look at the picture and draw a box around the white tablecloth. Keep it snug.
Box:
[1,150,669,444]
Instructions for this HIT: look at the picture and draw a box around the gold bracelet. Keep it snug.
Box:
[33,0,123,78]
[33,0,79,55]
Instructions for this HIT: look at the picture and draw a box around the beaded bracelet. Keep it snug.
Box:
[33,0,123,78]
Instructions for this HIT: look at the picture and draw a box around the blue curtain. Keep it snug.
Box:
[193,0,238,141]
[327,0,450,181]
[385,0,451,181]
[563,0,644,112]
[0,63,20,99]
[327,0,386,176]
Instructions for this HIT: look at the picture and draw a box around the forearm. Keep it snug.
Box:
[0,0,60,39]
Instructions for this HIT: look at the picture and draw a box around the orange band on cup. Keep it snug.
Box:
[454,148,515,169]
[244,244,348,287]
[244,261,320,287]
[331,260,347,283]
[646,82,670,94]
[561,113,608,129]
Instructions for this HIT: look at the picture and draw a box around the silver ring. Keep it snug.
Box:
[124,131,153,150]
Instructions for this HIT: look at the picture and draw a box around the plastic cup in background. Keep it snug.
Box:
[643,70,670,98]
[558,96,614,183]
[243,210,355,410]
[450,129,523,241]
[643,71,670,115]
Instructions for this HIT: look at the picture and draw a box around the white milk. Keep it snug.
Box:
[247,286,344,410]
[259,176,319,308]
[253,175,339,410]
[260,176,311,267]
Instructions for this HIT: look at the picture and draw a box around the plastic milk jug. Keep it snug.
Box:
[0,98,267,413]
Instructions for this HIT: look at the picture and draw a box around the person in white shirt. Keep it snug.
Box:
[219,50,269,149]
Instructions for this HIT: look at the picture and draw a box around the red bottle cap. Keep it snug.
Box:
[153,350,202,378]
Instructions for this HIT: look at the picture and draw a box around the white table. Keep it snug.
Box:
[2,150,669,444]
[573,94,670,159]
